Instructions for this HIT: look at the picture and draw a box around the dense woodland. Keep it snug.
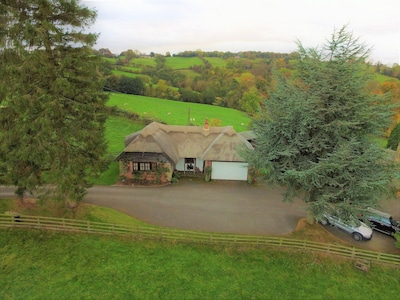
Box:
[96,47,400,128]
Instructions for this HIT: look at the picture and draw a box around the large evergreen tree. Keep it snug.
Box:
[247,26,397,221]
[0,0,109,207]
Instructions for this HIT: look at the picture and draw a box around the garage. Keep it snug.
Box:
[211,162,248,181]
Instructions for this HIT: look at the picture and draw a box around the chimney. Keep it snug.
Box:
[203,118,209,130]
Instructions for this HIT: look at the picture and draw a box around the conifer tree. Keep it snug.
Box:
[0,0,108,207]
[247,26,397,221]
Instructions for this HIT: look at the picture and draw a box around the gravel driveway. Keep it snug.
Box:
[83,177,400,254]
[1,178,399,253]
[84,178,307,236]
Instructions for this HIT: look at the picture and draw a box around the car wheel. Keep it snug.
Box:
[352,232,363,241]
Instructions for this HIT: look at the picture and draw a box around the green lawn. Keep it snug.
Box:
[107,93,252,132]
[1,228,399,300]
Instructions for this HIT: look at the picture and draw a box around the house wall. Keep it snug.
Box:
[175,158,204,172]
[119,161,173,183]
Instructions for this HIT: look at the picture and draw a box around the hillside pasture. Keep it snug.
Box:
[90,116,144,185]
[118,66,141,73]
[374,73,400,84]
[107,93,252,132]
[178,69,201,79]
[112,69,141,78]
[205,57,227,68]
[166,56,204,69]
[130,57,156,67]
[105,116,143,154]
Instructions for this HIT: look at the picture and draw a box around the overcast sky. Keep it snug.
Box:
[82,0,399,65]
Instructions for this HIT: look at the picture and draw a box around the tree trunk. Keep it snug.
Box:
[306,210,315,224]
[65,198,77,209]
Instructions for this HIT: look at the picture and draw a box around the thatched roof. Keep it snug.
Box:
[122,122,254,163]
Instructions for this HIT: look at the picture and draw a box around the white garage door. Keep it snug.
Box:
[211,162,248,181]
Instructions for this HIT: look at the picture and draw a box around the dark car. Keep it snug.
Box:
[361,208,400,238]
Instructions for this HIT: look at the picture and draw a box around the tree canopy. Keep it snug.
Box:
[247,26,398,221]
[0,0,109,206]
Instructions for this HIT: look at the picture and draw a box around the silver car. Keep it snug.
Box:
[320,213,373,241]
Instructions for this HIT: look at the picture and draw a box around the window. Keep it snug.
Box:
[132,162,153,171]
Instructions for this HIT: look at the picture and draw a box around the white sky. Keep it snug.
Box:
[82,0,400,65]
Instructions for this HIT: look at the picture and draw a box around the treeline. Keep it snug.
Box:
[99,50,299,117]
[98,48,400,120]
[172,50,296,60]
[375,63,400,80]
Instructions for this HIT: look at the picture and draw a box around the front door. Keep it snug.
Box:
[184,158,195,173]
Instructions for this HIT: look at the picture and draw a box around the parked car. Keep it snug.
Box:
[319,213,373,241]
[360,208,400,238]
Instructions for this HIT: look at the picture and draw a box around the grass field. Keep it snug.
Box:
[375,73,400,84]
[107,93,252,132]
[1,199,399,300]
[205,57,227,68]
[2,228,399,300]
[130,57,156,67]
[111,69,140,78]
[166,56,204,69]
[105,116,143,154]
[89,116,144,185]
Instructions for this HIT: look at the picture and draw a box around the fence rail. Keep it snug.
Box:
[1,214,399,265]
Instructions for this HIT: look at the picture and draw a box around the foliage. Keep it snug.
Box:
[247,26,398,219]
[105,75,145,95]
[0,0,108,206]
[387,123,400,150]
[239,87,262,116]
[204,166,212,182]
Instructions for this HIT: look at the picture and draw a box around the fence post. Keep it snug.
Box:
[87,221,90,233]
[210,234,213,243]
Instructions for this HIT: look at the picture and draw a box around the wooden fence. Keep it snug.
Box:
[1,214,399,266]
